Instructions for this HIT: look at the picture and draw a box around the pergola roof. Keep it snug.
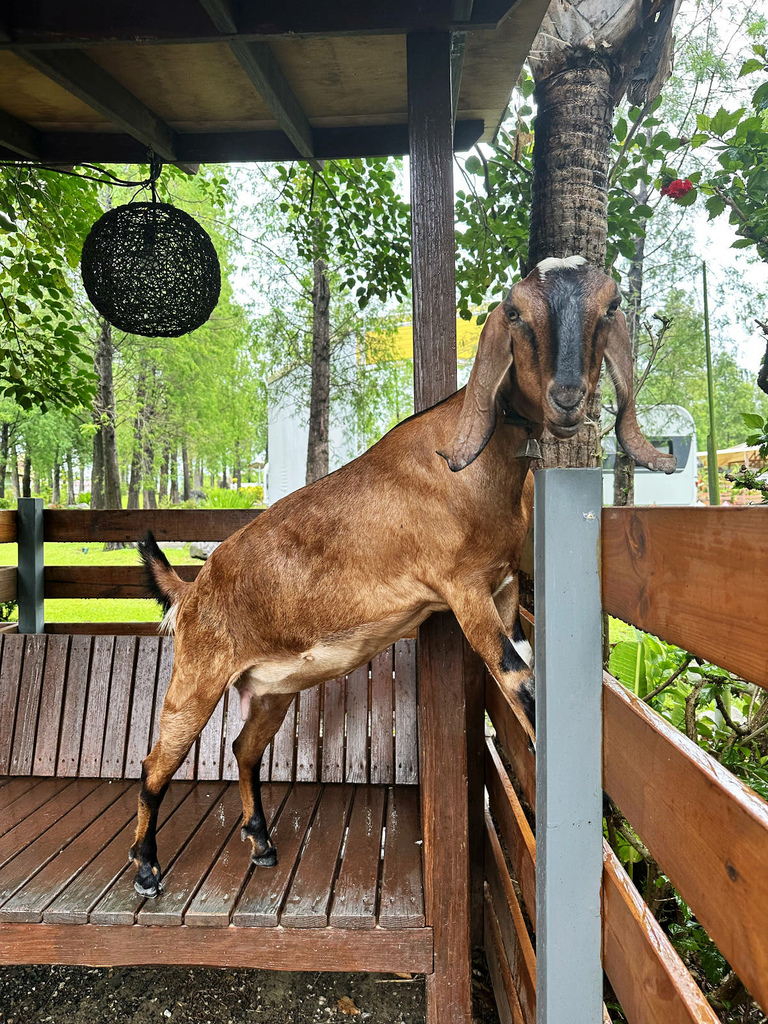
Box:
[0,0,549,166]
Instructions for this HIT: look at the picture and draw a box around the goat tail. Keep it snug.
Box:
[138,531,190,632]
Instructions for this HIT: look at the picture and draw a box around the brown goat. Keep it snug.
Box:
[131,257,675,896]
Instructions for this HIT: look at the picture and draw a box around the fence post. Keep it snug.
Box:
[17,497,44,633]
[534,468,603,1024]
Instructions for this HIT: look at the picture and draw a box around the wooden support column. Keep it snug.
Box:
[17,498,44,634]
[408,31,473,1024]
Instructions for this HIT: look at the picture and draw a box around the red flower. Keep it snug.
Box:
[661,178,693,200]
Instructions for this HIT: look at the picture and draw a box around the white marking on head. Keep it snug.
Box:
[536,255,588,279]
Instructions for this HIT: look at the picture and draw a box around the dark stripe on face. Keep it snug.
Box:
[546,272,585,387]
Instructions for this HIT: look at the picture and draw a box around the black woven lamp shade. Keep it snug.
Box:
[81,202,221,338]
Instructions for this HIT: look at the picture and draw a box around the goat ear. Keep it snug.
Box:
[604,310,677,474]
[437,305,512,472]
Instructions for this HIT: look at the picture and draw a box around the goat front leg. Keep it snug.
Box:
[233,690,294,866]
[450,588,536,744]
[131,668,225,897]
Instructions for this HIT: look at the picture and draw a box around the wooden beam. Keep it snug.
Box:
[15,48,196,173]
[0,1,518,48]
[451,1,474,121]
[28,121,485,166]
[0,110,40,160]
[229,41,315,160]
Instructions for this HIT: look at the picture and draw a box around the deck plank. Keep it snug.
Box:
[0,782,136,922]
[0,779,97,870]
[329,785,386,929]
[0,777,39,813]
[138,784,242,926]
[185,783,289,927]
[90,781,226,925]
[0,780,125,908]
[281,784,353,928]
[233,783,321,927]
[0,779,72,839]
[379,786,425,928]
[44,783,192,925]
[56,636,92,776]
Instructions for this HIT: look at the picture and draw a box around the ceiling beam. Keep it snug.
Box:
[15,48,197,173]
[450,1,474,123]
[32,121,484,165]
[0,109,41,159]
[0,0,518,48]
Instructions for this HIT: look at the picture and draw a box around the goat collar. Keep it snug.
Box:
[499,403,543,460]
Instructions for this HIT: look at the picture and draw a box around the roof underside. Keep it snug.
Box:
[0,0,550,166]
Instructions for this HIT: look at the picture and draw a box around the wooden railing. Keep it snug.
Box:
[484,504,768,1024]
[0,505,263,634]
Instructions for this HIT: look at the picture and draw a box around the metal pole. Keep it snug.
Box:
[17,497,44,633]
[702,262,720,505]
[534,468,603,1024]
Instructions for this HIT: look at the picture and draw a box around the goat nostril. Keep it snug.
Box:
[550,386,586,412]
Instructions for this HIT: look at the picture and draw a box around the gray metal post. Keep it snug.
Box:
[17,497,44,633]
[534,468,603,1024]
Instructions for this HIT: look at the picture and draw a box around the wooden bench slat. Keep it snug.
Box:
[484,809,536,1024]
[43,509,261,543]
[370,647,394,784]
[151,636,196,780]
[394,639,418,785]
[329,785,386,929]
[44,782,192,925]
[485,739,536,929]
[100,636,138,777]
[32,636,70,776]
[221,688,244,781]
[281,783,354,928]
[270,695,297,781]
[56,636,92,776]
[0,635,23,774]
[0,780,124,908]
[345,666,369,784]
[79,637,114,777]
[321,677,345,783]
[0,782,136,922]
[197,693,225,781]
[295,686,320,782]
[46,622,162,635]
[10,635,47,775]
[184,783,289,927]
[485,673,536,811]
[603,842,720,1024]
[138,784,242,926]
[233,782,321,927]
[90,781,227,925]
[379,785,425,928]
[604,671,768,1014]
[124,636,161,778]
[0,779,73,839]
[602,507,768,689]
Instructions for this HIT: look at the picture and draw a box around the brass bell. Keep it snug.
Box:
[516,437,542,459]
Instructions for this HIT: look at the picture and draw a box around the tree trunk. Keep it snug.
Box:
[79,461,85,497]
[91,320,122,510]
[306,258,331,485]
[128,371,145,510]
[66,452,76,505]
[11,448,20,498]
[159,447,170,504]
[52,454,61,505]
[613,184,647,506]
[529,63,613,470]
[170,450,180,505]
[0,422,8,500]
[182,444,192,501]
[22,454,31,497]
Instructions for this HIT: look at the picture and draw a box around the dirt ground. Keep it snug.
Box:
[0,958,499,1024]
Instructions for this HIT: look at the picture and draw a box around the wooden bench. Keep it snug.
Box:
[0,632,434,974]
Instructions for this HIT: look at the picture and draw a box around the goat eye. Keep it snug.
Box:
[506,306,520,323]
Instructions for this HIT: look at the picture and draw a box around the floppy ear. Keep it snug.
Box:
[604,310,677,474]
[437,304,513,472]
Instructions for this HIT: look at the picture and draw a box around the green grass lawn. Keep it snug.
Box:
[0,541,198,623]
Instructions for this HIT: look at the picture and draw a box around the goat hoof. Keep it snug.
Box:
[251,848,278,868]
[134,878,164,897]
[134,860,163,897]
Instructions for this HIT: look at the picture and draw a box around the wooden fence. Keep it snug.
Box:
[0,506,262,634]
[484,503,768,1024]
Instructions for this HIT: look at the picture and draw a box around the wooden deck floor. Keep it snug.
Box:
[0,778,424,931]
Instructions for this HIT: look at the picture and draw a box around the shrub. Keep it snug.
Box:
[203,486,263,509]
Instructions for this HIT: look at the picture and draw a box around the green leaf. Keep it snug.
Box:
[609,641,646,695]
[742,412,765,430]
[614,117,627,144]
[732,237,757,248]
[634,204,654,218]
[675,189,698,207]
[739,58,765,77]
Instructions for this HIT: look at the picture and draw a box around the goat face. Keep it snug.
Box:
[441,256,677,475]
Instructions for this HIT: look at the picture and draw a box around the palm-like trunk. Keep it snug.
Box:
[91,320,123,509]
[528,0,679,470]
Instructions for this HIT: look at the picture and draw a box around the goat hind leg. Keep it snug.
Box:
[234,691,294,866]
[131,670,225,897]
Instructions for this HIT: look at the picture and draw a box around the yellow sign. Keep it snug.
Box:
[365,318,482,364]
